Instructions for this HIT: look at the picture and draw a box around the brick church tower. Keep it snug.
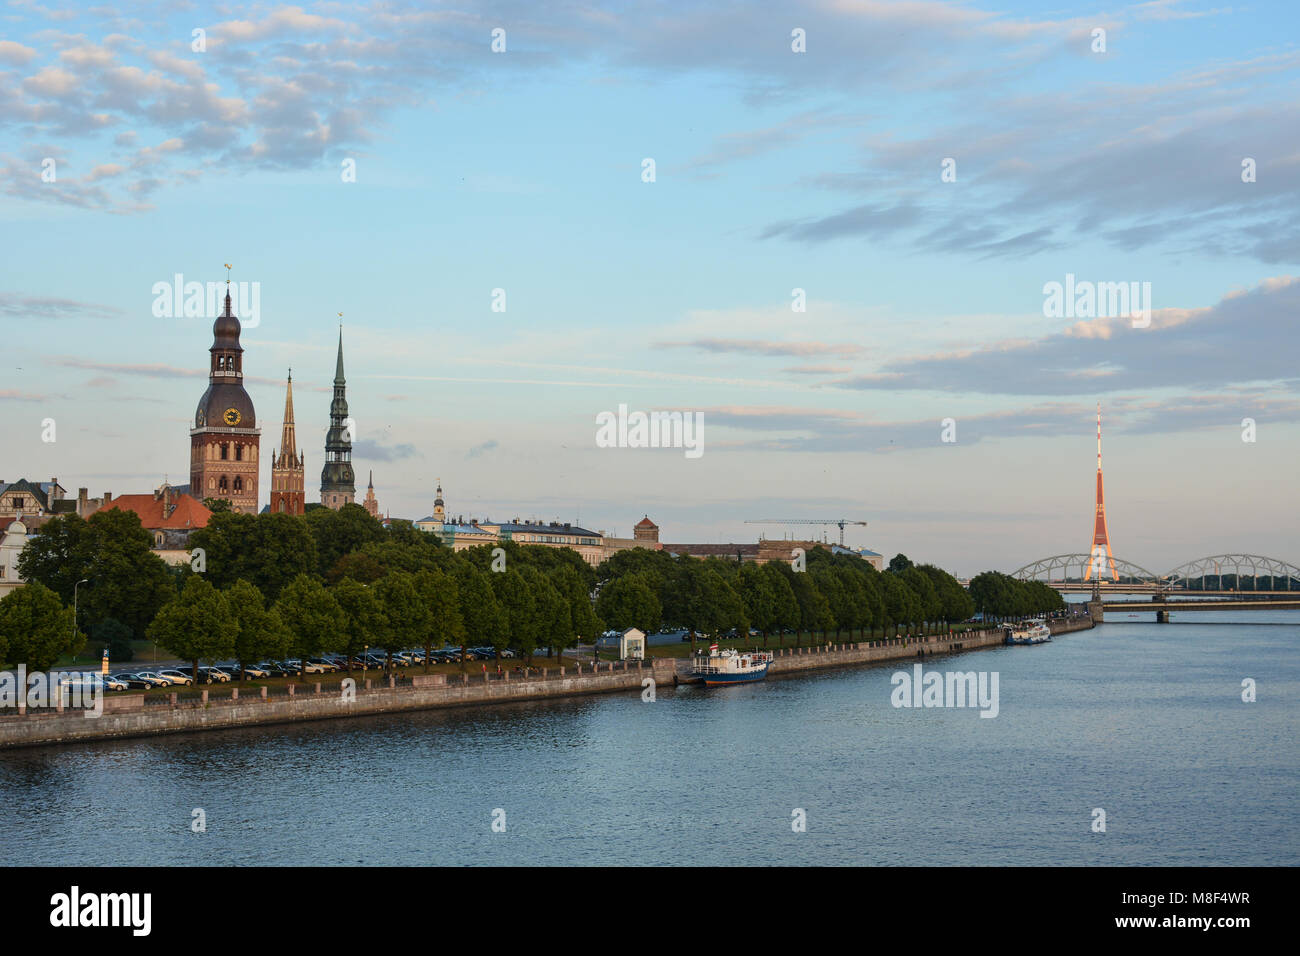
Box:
[269,371,305,515]
[190,277,260,513]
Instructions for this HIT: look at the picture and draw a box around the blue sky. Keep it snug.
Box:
[3,0,1298,574]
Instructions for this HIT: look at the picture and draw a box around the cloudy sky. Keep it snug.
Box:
[3,0,1298,575]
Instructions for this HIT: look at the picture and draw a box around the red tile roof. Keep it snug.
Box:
[635,516,658,528]
[102,492,212,530]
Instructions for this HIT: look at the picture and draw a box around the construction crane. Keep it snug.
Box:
[745,518,868,547]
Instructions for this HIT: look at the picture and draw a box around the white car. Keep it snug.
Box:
[155,669,194,686]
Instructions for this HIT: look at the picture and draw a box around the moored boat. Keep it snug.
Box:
[689,645,772,686]
[1004,618,1052,645]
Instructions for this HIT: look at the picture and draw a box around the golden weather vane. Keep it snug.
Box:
[224,263,233,285]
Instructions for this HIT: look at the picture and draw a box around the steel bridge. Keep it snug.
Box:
[1010,553,1300,621]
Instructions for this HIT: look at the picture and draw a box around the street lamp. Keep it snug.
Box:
[73,579,89,660]
[362,644,368,680]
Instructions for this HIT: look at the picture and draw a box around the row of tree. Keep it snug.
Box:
[5,503,1063,671]
[594,547,986,650]
[967,571,1067,617]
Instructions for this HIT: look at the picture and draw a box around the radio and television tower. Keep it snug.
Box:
[1083,402,1119,584]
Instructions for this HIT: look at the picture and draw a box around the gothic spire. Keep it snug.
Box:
[334,323,345,385]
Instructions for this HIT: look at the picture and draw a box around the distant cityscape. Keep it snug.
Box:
[0,282,881,596]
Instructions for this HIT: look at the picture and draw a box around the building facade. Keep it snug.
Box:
[320,328,356,509]
[190,285,260,513]
[101,483,212,565]
[269,371,305,515]
[0,517,30,599]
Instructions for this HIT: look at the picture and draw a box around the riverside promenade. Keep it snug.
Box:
[0,619,1093,750]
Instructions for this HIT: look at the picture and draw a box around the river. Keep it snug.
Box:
[2,610,1296,866]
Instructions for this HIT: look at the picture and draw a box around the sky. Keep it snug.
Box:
[2,0,1298,576]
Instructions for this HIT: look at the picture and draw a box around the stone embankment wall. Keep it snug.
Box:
[0,618,1094,750]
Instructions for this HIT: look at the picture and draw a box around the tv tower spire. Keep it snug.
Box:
[1084,402,1118,583]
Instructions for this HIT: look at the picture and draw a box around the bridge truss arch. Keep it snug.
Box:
[1162,554,1300,590]
[1012,553,1163,585]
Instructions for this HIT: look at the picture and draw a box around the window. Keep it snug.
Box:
[220,443,229,460]
[235,444,243,461]
[218,477,228,493]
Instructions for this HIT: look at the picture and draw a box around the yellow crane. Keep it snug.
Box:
[745,518,868,547]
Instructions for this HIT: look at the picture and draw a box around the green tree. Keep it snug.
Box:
[17,510,174,640]
[329,578,387,673]
[526,567,570,665]
[491,568,538,661]
[307,504,386,577]
[95,617,135,664]
[596,573,661,635]
[900,567,942,629]
[226,579,291,680]
[413,568,465,672]
[0,582,83,670]
[274,574,347,677]
[551,564,601,658]
[375,571,429,669]
[453,564,506,671]
[146,577,237,681]
[188,512,318,600]
[887,553,914,573]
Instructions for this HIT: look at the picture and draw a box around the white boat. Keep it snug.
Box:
[688,645,773,686]
[1004,618,1052,645]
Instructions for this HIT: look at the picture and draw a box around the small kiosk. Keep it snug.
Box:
[598,627,646,660]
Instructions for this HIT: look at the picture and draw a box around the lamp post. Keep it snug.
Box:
[73,579,89,660]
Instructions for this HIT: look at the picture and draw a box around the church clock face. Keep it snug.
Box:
[223,407,242,426]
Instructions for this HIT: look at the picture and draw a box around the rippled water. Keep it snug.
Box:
[2,613,1296,866]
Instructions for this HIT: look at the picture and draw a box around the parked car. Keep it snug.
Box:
[201,667,231,683]
[498,649,517,659]
[58,673,124,692]
[255,662,288,678]
[133,672,173,688]
[306,658,339,672]
[112,673,152,690]
[296,660,328,675]
[154,669,194,687]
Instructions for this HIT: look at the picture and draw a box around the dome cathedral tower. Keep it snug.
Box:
[190,272,260,513]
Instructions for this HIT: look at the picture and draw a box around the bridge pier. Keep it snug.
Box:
[1088,600,1104,624]
[1155,609,1169,623]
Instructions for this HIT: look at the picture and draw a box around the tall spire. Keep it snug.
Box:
[1084,401,1118,583]
[334,325,346,385]
[321,315,355,509]
[269,368,305,515]
[279,369,297,460]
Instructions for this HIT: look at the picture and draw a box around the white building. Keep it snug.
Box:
[0,517,30,599]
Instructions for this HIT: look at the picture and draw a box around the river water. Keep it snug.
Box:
[2,610,1296,866]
